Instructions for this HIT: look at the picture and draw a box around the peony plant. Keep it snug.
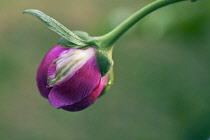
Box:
[23,0,197,111]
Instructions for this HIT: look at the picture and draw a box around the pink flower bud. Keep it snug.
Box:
[36,46,108,111]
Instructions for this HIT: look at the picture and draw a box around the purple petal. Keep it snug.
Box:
[36,46,68,98]
[48,56,101,108]
[61,76,107,111]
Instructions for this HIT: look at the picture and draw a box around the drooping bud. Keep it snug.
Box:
[37,46,111,111]
[23,9,114,111]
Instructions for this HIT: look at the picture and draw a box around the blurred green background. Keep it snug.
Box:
[0,0,210,140]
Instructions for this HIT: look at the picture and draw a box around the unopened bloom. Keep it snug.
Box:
[37,46,109,111]
[23,9,113,111]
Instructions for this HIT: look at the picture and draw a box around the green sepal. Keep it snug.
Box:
[57,30,92,48]
[72,30,90,41]
[57,37,79,47]
[96,49,113,77]
[99,68,114,98]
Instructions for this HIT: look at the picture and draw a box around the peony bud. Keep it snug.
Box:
[23,9,114,111]
[36,46,109,111]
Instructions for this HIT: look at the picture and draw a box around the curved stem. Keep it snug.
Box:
[92,0,192,49]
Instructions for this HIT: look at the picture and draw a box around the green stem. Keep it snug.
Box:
[92,0,193,49]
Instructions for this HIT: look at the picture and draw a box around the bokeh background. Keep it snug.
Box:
[0,0,210,140]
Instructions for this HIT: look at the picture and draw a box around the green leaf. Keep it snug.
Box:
[96,50,113,77]
[23,9,88,46]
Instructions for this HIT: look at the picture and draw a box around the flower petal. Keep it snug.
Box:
[48,48,95,86]
[61,76,107,111]
[48,55,101,108]
[36,46,68,98]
